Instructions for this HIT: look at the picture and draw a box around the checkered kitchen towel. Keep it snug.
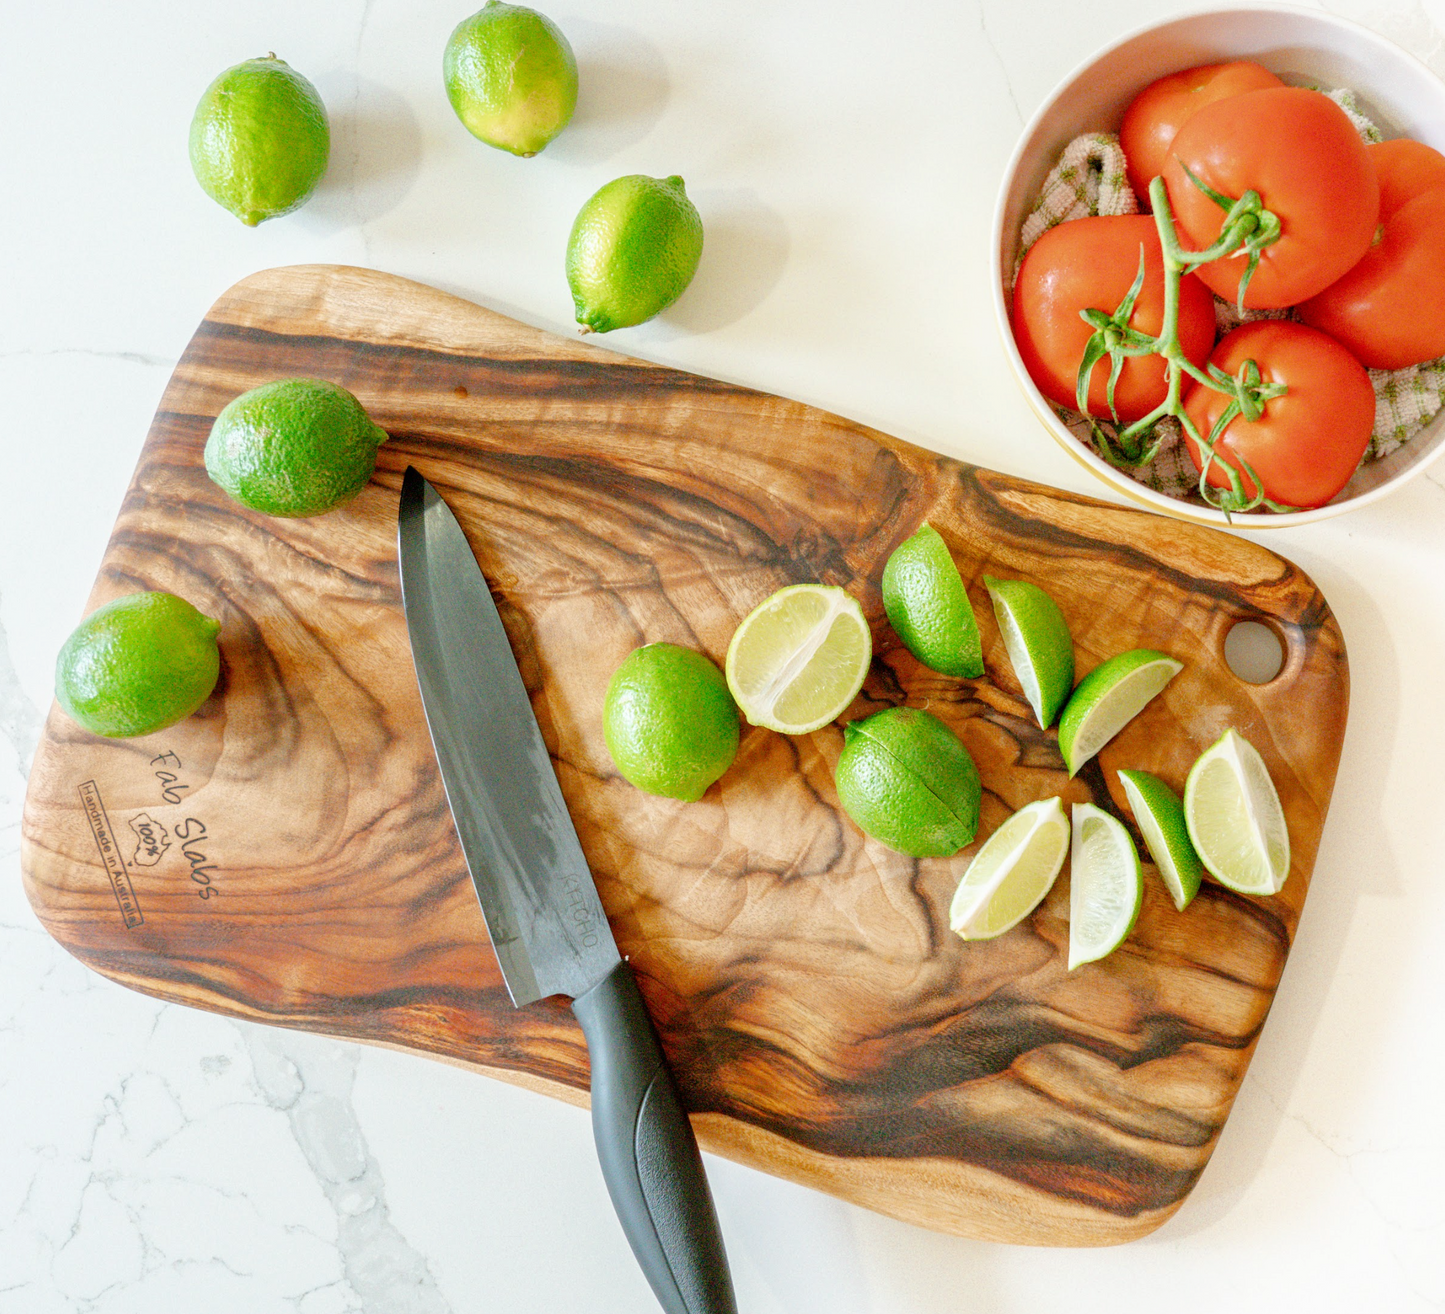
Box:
[1016,93,1443,498]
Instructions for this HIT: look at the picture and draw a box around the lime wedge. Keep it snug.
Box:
[1118,769,1203,911]
[725,584,872,734]
[949,797,1069,940]
[1068,802,1143,970]
[983,576,1073,729]
[881,523,983,678]
[1058,649,1182,776]
[1183,729,1290,895]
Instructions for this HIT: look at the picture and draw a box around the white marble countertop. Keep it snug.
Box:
[4,1,1444,1310]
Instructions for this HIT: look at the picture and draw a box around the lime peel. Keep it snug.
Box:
[950,797,1069,940]
[1068,802,1144,970]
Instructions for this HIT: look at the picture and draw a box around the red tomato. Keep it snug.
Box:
[1120,60,1282,203]
[1164,87,1379,309]
[1011,215,1216,423]
[1299,140,1445,367]
[1368,138,1445,218]
[1182,321,1375,509]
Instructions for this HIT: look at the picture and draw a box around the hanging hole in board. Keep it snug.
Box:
[1224,620,1285,684]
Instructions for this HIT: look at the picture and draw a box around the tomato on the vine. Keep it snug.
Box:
[1164,87,1379,308]
[1182,321,1375,509]
[1011,214,1216,423]
[1298,139,1445,368]
[1119,60,1282,203]
[1369,138,1445,216]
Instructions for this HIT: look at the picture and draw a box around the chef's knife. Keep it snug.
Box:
[397,466,736,1314]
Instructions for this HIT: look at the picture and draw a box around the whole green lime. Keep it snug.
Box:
[603,643,739,801]
[834,707,980,857]
[882,523,983,679]
[56,592,221,739]
[205,378,389,518]
[444,2,578,156]
[189,55,330,226]
[566,174,704,333]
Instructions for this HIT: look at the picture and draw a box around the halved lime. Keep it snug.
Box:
[1068,802,1143,970]
[881,523,983,678]
[1058,649,1182,776]
[725,584,871,734]
[836,707,980,857]
[1183,729,1290,895]
[949,797,1069,940]
[983,576,1073,729]
[1118,769,1203,911]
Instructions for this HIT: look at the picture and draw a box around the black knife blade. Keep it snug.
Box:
[397,466,736,1314]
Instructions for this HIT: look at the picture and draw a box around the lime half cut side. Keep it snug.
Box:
[1059,649,1183,776]
[1118,769,1203,911]
[949,797,1069,940]
[725,584,871,734]
[1183,729,1290,895]
[983,576,1074,729]
[1068,802,1143,970]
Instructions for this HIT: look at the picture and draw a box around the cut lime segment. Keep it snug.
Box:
[1183,729,1290,895]
[1058,649,1182,776]
[725,584,871,734]
[949,797,1069,940]
[1118,769,1203,911]
[1068,802,1143,970]
[881,523,983,678]
[983,576,1073,729]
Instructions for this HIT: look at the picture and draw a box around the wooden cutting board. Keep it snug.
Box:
[22,264,1348,1247]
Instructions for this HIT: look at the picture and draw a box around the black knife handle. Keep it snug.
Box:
[571,960,737,1314]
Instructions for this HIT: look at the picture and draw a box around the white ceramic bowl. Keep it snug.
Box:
[992,4,1445,527]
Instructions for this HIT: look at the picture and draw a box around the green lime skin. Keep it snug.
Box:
[566,174,704,333]
[882,523,983,678]
[205,378,389,518]
[835,707,981,858]
[55,592,221,739]
[189,56,330,226]
[604,643,740,801]
[444,2,578,156]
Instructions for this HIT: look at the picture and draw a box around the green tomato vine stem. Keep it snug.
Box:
[1075,171,1300,514]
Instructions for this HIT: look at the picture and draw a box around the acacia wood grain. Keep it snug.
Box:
[21,264,1348,1245]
